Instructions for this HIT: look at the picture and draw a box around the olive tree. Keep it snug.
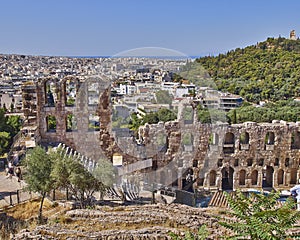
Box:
[51,147,108,208]
[23,146,54,223]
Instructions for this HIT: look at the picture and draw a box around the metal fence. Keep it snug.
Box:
[0,189,34,208]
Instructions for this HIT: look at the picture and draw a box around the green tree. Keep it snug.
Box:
[6,115,22,136]
[51,147,106,208]
[0,131,10,155]
[157,108,177,122]
[23,146,54,223]
[67,161,104,208]
[220,190,300,239]
[129,113,142,133]
[92,158,116,200]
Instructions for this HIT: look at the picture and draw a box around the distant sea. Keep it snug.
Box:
[70,55,200,59]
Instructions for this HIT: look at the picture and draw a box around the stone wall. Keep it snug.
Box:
[32,76,300,191]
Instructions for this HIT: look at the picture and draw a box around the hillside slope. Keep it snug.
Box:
[197,37,300,103]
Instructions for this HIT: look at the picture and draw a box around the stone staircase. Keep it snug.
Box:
[208,191,232,208]
[56,143,141,202]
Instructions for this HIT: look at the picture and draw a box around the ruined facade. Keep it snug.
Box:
[25,76,300,192]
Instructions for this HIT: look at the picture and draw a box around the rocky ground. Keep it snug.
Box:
[9,203,230,240]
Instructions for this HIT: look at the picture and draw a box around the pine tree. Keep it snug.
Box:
[220,190,300,239]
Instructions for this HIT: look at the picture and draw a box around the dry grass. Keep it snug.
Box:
[4,198,60,220]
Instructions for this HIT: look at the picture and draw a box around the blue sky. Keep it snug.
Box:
[0,0,299,56]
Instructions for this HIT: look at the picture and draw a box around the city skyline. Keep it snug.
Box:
[0,0,300,57]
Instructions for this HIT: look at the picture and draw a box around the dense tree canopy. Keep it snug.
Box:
[195,37,300,103]
[220,190,300,239]
[129,108,177,132]
[0,108,22,155]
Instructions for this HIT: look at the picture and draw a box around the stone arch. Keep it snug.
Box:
[265,132,275,145]
[209,132,219,145]
[66,114,77,132]
[221,167,234,190]
[290,168,297,185]
[88,113,100,131]
[257,158,264,166]
[192,159,198,168]
[239,169,246,185]
[247,158,253,167]
[263,166,274,188]
[240,132,249,144]
[46,115,56,132]
[265,132,275,150]
[224,132,235,144]
[291,131,300,149]
[223,132,235,154]
[182,132,193,152]
[239,131,250,150]
[44,79,58,107]
[87,80,100,105]
[277,169,284,185]
[285,158,292,167]
[234,159,239,167]
[209,170,217,186]
[64,77,79,107]
[251,170,258,185]
[182,106,194,124]
[156,132,168,152]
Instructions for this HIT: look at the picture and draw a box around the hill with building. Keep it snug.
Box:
[196,36,300,103]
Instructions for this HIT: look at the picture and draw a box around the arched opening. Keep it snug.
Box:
[182,132,193,152]
[285,158,292,167]
[274,158,279,166]
[239,132,249,150]
[239,169,246,185]
[257,158,264,166]
[209,133,219,145]
[262,166,274,188]
[265,132,275,145]
[182,168,194,192]
[183,106,193,124]
[88,113,100,131]
[265,132,275,150]
[240,132,249,144]
[209,170,217,186]
[223,132,235,154]
[291,131,300,149]
[88,81,100,105]
[247,158,253,167]
[251,170,258,185]
[46,115,56,132]
[224,132,235,144]
[66,114,77,132]
[156,132,167,152]
[192,159,198,168]
[277,169,284,185]
[290,168,297,185]
[234,159,239,167]
[221,167,234,190]
[44,80,57,107]
[65,78,78,106]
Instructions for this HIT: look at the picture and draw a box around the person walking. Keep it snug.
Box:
[15,166,21,182]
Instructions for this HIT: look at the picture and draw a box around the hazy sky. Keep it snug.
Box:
[0,0,299,56]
